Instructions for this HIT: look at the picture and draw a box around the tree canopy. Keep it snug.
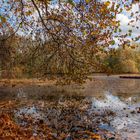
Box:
[0,0,140,84]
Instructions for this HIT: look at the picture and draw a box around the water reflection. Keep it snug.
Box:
[92,92,140,140]
[92,92,127,110]
[1,76,140,139]
[13,91,140,140]
[17,88,27,99]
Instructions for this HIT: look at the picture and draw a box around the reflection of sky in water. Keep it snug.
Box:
[15,105,44,121]
[92,92,140,140]
[92,92,127,110]
[14,91,140,140]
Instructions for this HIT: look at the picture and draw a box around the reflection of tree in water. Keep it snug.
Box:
[85,77,140,98]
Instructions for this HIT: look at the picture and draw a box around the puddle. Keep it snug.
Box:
[1,76,140,139]
[92,92,127,110]
[17,88,27,99]
[13,92,140,139]
[92,92,140,140]
[16,106,41,118]
[99,123,115,132]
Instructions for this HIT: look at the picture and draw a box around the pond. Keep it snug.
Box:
[0,75,140,139]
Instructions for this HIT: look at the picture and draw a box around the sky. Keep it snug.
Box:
[116,3,140,39]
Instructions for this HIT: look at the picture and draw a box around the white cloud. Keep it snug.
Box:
[117,14,130,26]
[116,4,140,38]
[130,3,139,13]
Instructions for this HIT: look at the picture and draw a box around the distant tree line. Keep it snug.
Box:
[0,33,139,80]
[103,44,140,74]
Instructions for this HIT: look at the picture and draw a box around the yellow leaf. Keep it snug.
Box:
[111,21,117,26]
[100,8,105,12]
[25,11,32,16]
[0,16,6,23]
[104,1,110,7]
[91,31,96,35]
[85,0,90,3]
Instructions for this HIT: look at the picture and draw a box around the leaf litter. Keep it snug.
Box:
[0,96,120,140]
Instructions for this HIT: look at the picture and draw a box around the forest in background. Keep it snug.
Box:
[0,33,140,79]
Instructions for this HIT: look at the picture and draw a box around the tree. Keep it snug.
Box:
[103,44,140,74]
[0,0,139,83]
[0,34,15,78]
[121,59,138,73]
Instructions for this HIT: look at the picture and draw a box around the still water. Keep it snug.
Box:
[0,75,140,139]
